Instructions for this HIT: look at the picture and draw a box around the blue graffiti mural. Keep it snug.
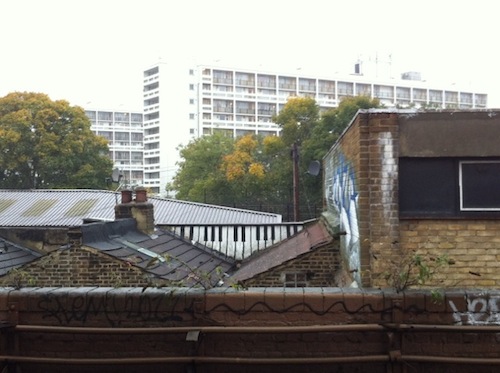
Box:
[325,152,360,285]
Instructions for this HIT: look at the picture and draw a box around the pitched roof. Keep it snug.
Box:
[0,189,281,227]
[0,238,42,276]
[81,219,235,287]
[229,220,333,283]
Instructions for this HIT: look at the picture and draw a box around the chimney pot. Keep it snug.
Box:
[121,189,133,203]
[135,187,148,203]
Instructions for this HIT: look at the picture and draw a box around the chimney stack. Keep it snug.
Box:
[115,187,155,235]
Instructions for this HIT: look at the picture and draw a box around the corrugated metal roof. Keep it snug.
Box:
[0,190,282,227]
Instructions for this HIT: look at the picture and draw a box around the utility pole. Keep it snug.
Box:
[291,142,300,221]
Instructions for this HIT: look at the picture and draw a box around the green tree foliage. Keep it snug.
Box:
[171,132,291,208]
[0,92,113,189]
[172,96,381,219]
[273,96,381,217]
[170,132,234,204]
[272,97,320,147]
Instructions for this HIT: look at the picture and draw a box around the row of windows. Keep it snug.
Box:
[86,111,143,123]
[98,131,143,141]
[202,70,486,103]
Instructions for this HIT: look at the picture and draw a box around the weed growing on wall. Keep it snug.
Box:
[2,268,37,289]
[384,251,453,293]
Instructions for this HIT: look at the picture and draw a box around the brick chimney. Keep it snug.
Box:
[115,188,155,235]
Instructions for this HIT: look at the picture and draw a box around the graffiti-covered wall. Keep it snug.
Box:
[324,113,365,286]
[1,288,500,372]
[323,111,401,287]
[324,150,361,285]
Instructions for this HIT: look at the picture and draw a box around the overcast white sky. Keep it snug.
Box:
[1,0,499,109]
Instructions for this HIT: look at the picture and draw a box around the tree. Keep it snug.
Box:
[171,96,381,220]
[170,132,234,204]
[272,96,382,218]
[0,92,113,189]
[272,97,320,147]
[220,134,292,207]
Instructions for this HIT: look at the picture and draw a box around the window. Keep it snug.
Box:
[115,132,129,141]
[145,127,159,136]
[189,84,194,90]
[460,161,500,211]
[144,67,158,77]
[98,131,112,141]
[189,99,194,104]
[144,82,159,92]
[145,112,159,121]
[144,97,159,106]
[282,272,308,287]
[131,133,143,141]
[115,151,130,160]
[85,111,96,120]
[399,157,500,218]
[114,112,129,122]
[189,113,195,119]
[98,111,112,121]
[132,171,143,179]
[131,113,143,122]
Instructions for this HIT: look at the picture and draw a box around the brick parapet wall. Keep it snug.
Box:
[1,287,498,327]
[1,288,499,372]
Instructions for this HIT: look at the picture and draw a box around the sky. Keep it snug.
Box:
[1,0,500,109]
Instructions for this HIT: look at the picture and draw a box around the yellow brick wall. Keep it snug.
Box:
[398,219,500,288]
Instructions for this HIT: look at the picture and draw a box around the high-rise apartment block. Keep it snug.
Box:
[85,109,144,188]
[142,60,488,195]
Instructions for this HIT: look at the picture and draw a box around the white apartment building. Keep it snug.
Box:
[143,60,488,195]
[85,109,144,188]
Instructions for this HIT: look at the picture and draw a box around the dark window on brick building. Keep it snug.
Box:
[282,272,307,287]
[399,157,500,218]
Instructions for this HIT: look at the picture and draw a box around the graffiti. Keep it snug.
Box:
[37,291,186,327]
[449,295,500,325]
[325,152,360,283]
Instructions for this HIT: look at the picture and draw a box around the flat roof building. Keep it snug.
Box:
[85,109,144,188]
[143,60,488,195]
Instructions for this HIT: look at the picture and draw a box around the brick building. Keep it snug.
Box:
[229,220,342,288]
[324,109,500,288]
[0,191,235,289]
